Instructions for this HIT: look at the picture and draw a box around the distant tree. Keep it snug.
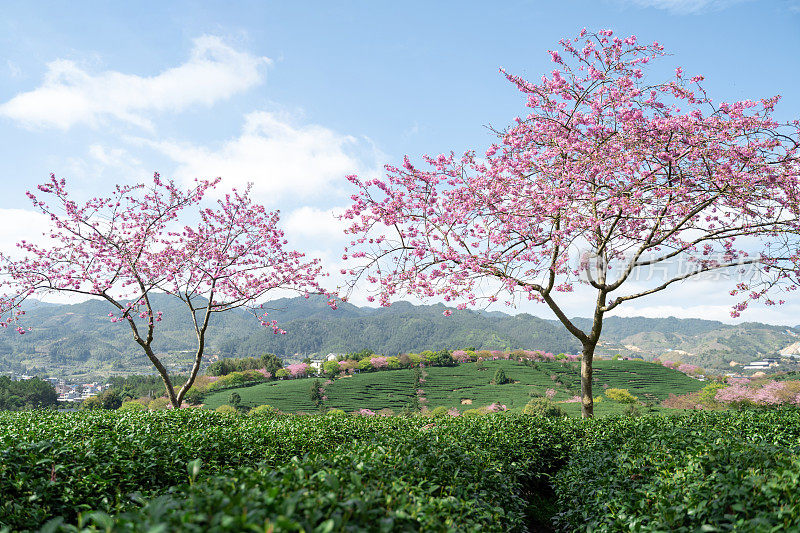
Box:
[492,368,510,385]
[322,360,340,378]
[183,387,203,406]
[523,397,565,417]
[98,388,122,410]
[206,356,263,376]
[343,30,799,417]
[0,376,58,410]
[309,379,323,409]
[0,174,331,408]
[260,353,283,375]
[426,350,455,367]
[228,392,242,408]
[80,396,101,410]
[604,388,638,404]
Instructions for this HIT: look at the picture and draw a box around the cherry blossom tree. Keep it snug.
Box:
[343,30,800,417]
[0,173,329,407]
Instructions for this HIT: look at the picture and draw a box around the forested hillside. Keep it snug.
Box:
[0,295,797,377]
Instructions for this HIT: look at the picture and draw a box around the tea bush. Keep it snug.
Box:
[0,410,576,531]
[553,409,800,531]
[2,409,800,531]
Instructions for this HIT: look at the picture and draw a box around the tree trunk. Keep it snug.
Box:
[581,341,597,419]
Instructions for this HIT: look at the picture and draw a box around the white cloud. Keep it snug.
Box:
[622,0,750,14]
[87,144,142,168]
[0,35,269,130]
[60,144,148,190]
[0,209,52,258]
[283,206,349,241]
[144,110,383,203]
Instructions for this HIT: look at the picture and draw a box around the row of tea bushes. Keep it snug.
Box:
[2,409,800,531]
[553,409,800,531]
[0,410,575,531]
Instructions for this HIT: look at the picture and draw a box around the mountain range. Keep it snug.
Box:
[0,294,797,378]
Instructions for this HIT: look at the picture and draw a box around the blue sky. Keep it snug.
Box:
[1,0,799,323]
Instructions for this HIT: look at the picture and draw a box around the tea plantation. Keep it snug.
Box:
[202,359,704,415]
[1,409,799,531]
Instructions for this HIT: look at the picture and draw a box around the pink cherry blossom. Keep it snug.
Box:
[0,174,331,407]
[342,30,799,418]
[286,363,310,377]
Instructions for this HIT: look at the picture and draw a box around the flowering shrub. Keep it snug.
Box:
[677,364,703,375]
[357,408,376,416]
[369,356,388,369]
[715,380,800,406]
[286,363,309,378]
[338,360,359,372]
[451,350,471,363]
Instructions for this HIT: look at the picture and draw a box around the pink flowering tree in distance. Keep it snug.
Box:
[0,173,330,407]
[343,30,799,418]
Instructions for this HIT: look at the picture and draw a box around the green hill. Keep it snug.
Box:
[1,294,797,378]
[202,359,705,417]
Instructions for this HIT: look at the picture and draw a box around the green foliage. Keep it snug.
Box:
[182,387,203,406]
[79,396,101,410]
[0,410,576,531]
[97,388,122,410]
[553,410,800,531]
[430,405,450,417]
[107,374,184,401]
[424,349,456,367]
[0,376,58,410]
[147,397,169,411]
[322,359,340,377]
[309,379,323,409]
[274,368,289,379]
[492,367,510,385]
[699,382,727,406]
[2,409,799,532]
[248,404,279,416]
[118,400,146,412]
[604,387,638,404]
[202,359,703,415]
[260,353,283,375]
[206,370,269,392]
[205,356,263,376]
[523,397,564,418]
[215,404,237,414]
[228,392,241,407]
[346,349,374,360]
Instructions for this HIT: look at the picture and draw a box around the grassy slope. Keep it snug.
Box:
[203,359,706,416]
